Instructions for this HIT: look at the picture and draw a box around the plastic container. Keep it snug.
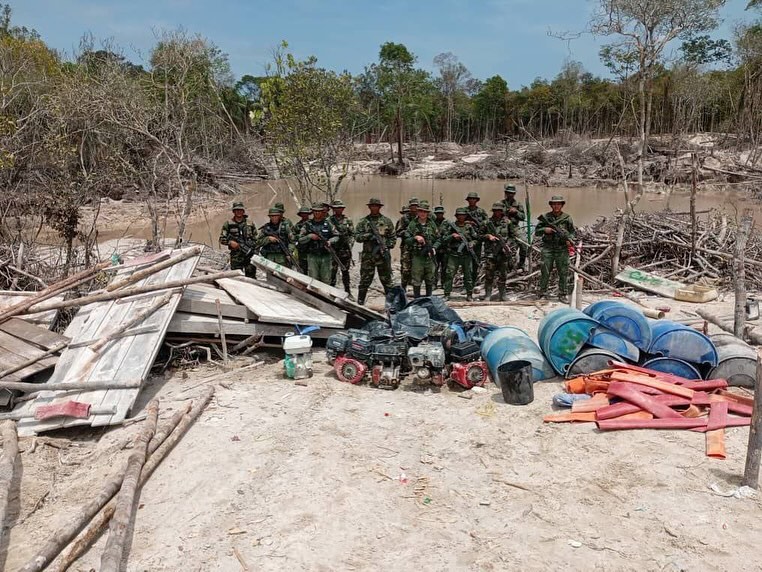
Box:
[497,360,534,405]
[481,326,555,383]
[583,300,652,350]
[642,357,701,380]
[708,333,757,388]
[587,326,640,362]
[538,308,598,375]
[647,320,718,368]
[566,347,624,378]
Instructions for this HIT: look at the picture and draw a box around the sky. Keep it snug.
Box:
[9,0,759,88]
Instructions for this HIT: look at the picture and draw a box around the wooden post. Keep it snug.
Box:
[0,420,18,542]
[612,211,626,280]
[99,400,159,572]
[742,355,762,489]
[216,298,228,367]
[734,210,754,338]
[105,246,203,292]
[690,153,698,259]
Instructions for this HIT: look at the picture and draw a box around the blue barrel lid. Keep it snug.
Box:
[538,308,598,375]
[642,357,701,380]
[481,326,555,382]
[648,320,718,367]
[587,326,640,362]
[583,300,652,350]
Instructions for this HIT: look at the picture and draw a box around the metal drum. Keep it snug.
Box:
[587,325,640,362]
[566,348,624,378]
[708,333,757,388]
[481,326,555,383]
[538,308,598,375]
[642,357,701,380]
[647,320,718,368]
[583,300,652,351]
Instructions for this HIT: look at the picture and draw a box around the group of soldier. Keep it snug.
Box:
[219,184,576,305]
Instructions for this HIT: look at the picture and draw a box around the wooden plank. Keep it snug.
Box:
[167,313,341,339]
[217,278,345,328]
[0,318,69,349]
[177,284,253,320]
[264,275,347,323]
[0,331,58,382]
[614,266,685,299]
[0,292,62,329]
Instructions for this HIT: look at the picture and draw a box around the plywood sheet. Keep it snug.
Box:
[0,291,63,329]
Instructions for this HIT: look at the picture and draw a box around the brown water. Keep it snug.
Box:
[131,176,754,247]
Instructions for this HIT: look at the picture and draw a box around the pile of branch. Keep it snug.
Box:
[576,210,762,289]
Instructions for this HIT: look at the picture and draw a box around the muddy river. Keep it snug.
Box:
[108,176,753,247]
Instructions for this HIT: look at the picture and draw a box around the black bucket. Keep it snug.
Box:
[497,360,534,405]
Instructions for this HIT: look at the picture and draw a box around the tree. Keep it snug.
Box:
[433,52,478,142]
[591,0,727,189]
[473,75,509,141]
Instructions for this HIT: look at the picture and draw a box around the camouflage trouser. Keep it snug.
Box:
[435,250,446,288]
[330,250,353,293]
[411,253,435,288]
[307,253,333,284]
[359,251,393,292]
[296,248,308,274]
[539,247,570,295]
[444,253,473,295]
[471,243,482,278]
[262,251,290,268]
[517,240,528,268]
[484,254,510,291]
[400,246,412,287]
[230,251,256,279]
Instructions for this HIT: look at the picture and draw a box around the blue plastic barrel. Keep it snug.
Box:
[538,308,598,375]
[647,320,718,367]
[481,326,555,383]
[587,325,640,362]
[583,300,652,350]
[642,357,701,380]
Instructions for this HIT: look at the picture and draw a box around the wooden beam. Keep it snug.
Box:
[0,420,18,542]
[742,355,762,489]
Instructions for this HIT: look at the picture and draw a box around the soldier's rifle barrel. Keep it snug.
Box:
[449,222,479,265]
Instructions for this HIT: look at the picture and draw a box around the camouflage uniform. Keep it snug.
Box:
[433,206,448,288]
[442,208,479,300]
[464,192,488,278]
[329,201,355,294]
[298,204,339,284]
[501,184,527,269]
[480,203,519,301]
[219,202,258,278]
[355,197,396,305]
[404,201,440,298]
[535,196,576,301]
[257,209,295,268]
[396,197,419,289]
[293,206,312,274]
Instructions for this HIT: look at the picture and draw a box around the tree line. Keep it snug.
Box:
[2,1,762,263]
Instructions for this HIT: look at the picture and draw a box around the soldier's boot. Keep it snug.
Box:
[498,286,507,301]
[559,293,569,304]
[480,286,492,301]
[466,292,473,302]
[412,286,421,299]
[425,284,433,297]
[357,289,368,306]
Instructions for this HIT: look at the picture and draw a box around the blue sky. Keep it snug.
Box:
[10,0,757,87]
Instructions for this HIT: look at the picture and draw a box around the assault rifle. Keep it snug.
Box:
[538,214,573,244]
[448,222,479,266]
[485,220,515,257]
[415,231,436,258]
[368,220,391,265]
[309,223,347,272]
[261,227,299,268]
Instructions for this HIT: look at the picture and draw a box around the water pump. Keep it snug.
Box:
[407,342,446,386]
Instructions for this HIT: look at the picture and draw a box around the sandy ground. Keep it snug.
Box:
[3,292,762,572]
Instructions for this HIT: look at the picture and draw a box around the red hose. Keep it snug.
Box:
[606,382,683,419]
[595,395,689,421]
[597,417,708,431]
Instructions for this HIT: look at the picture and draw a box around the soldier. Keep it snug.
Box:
[535,195,576,303]
[298,203,339,284]
[480,203,518,301]
[219,201,257,278]
[432,205,447,288]
[329,199,355,296]
[464,191,487,277]
[294,205,312,274]
[273,202,295,240]
[396,197,419,290]
[355,197,396,305]
[501,184,527,270]
[405,200,440,298]
[441,207,479,301]
[257,207,295,268]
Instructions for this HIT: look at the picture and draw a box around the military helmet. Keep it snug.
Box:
[273,202,285,212]
[504,184,517,193]
[232,201,245,211]
[311,202,328,211]
[455,207,468,216]
[330,199,346,209]
[298,206,312,215]
[466,192,480,200]
[408,197,420,206]
[549,195,566,204]
[418,200,431,212]
[433,206,445,214]
[268,207,282,216]
[367,197,384,206]
[400,206,409,214]
[491,202,505,211]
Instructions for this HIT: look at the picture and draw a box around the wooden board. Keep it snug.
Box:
[217,278,346,328]
[0,319,68,383]
[177,284,254,321]
[0,291,63,329]
[167,312,341,339]
[14,248,200,436]
[615,267,686,299]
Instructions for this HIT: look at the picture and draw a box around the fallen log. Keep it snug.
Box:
[0,379,140,393]
[50,388,214,572]
[0,420,18,541]
[99,400,159,572]
[742,357,762,489]
[105,246,203,292]
[90,292,173,353]
[22,270,243,315]
[696,308,762,346]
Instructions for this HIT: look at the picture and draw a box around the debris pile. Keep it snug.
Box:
[545,362,754,460]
